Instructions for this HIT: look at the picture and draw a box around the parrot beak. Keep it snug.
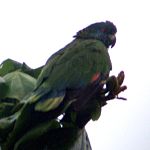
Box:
[109,34,116,48]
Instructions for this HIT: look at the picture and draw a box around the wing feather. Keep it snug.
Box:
[31,39,111,112]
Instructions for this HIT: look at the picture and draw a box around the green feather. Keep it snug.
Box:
[36,39,111,95]
[26,39,111,112]
[35,96,65,112]
[5,36,112,150]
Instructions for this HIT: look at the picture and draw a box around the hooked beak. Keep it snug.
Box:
[109,34,116,48]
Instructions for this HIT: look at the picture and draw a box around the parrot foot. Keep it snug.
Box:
[101,71,127,102]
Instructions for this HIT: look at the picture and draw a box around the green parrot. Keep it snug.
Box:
[3,21,117,150]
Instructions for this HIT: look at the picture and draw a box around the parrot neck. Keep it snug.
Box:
[74,32,111,48]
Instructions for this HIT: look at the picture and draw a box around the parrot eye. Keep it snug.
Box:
[101,28,111,34]
[101,28,106,33]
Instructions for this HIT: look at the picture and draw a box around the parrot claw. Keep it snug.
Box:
[100,71,127,102]
[116,96,127,100]
[115,85,127,100]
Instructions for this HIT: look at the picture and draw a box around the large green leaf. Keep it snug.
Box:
[21,63,43,79]
[0,77,9,98]
[0,59,22,77]
[0,112,20,144]
[0,59,43,78]
[14,120,61,150]
[3,71,36,100]
[13,121,81,150]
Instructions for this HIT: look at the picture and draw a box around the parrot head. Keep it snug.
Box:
[74,21,117,48]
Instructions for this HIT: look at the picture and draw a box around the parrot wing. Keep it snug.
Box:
[29,39,112,112]
[4,39,112,150]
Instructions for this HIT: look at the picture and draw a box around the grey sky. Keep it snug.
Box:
[0,0,150,150]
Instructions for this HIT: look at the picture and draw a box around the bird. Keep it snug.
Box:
[3,20,117,150]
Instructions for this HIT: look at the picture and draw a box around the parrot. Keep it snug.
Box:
[3,20,117,150]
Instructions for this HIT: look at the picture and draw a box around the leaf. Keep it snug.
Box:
[0,112,20,143]
[3,71,36,100]
[0,98,20,120]
[0,77,9,98]
[0,59,43,78]
[0,59,22,76]
[14,120,61,150]
[21,63,43,79]
[0,102,16,119]
[0,98,22,119]
[91,101,101,121]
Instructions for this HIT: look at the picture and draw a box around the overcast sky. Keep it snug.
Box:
[0,0,150,150]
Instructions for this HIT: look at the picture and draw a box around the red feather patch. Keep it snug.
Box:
[91,73,100,83]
